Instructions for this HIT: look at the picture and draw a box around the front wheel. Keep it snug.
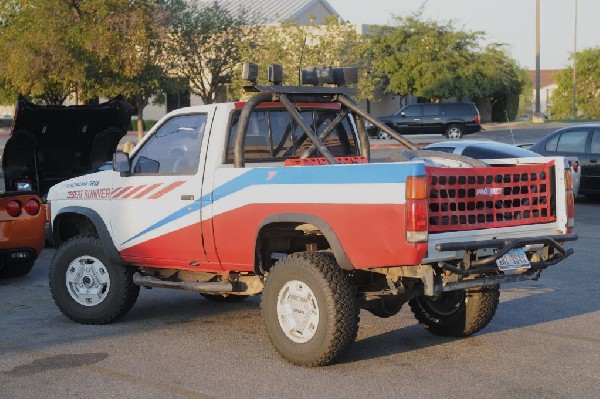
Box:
[446,124,464,139]
[408,286,500,337]
[261,252,359,367]
[49,235,139,324]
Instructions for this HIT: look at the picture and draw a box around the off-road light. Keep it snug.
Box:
[301,66,334,85]
[268,64,283,85]
[10,251,30,259]
[333,67,358,86]
[242,62,258,84]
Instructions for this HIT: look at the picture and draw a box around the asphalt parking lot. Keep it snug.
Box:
[1,122,599,398]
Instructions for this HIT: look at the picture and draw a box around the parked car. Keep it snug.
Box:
[366,102,481,140]
[425,140,580,196]
[0,191,45,278]
[2,96,132,198]
[530,125,600,199]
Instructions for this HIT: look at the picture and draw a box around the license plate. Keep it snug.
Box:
[496,248,531,271]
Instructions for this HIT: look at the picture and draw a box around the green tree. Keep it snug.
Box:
[371,11,483,101]
[166,1,257,104]
[550,47,600,119]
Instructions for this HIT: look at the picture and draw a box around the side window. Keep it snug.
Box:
[226,109,358,162]
[545,135,559,152]
[402,105,422,117]
[131,114,207,174]
[591,131,600,154]
[555,130,587,154]
[422,104,440,116]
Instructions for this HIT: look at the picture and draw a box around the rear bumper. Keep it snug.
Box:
[427,233,578,294]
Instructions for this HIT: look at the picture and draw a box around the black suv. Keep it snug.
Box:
[367,102,481,140]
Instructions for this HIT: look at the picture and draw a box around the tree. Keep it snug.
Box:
[371,11,484,101]
[231,17,377,101]
[166,1,257,104]
[550,47,600,119]
[369,11,527,121]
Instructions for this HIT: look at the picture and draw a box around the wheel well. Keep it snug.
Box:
[53,212,98,247]
[254,222,333,274]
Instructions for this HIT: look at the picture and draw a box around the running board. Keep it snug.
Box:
[133,272,234,294]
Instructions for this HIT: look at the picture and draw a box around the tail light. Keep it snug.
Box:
[475,114,480,124]
[24,199,41,215]
[6,200,22,217]
[564,169,575,232]
[406,176,428,243]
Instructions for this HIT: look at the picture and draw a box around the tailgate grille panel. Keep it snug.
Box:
[427,162,555,232]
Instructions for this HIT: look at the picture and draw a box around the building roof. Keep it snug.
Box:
[528,69,562,89]
[196,0,337,24]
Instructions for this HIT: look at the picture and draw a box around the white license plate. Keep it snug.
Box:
[496,248,531,271]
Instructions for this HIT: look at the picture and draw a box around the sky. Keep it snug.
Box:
[326,0,599,71]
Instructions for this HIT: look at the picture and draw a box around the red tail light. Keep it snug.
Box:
[24,199,41,215]
[565,169,575,232]
[406,176,428,243]
[6,200,22,217]
[475,114,480,124]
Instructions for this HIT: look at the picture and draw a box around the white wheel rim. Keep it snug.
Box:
[65,256,110,306]
[378,131,390,140]
[276,280,320,343]
[448,128,461,139]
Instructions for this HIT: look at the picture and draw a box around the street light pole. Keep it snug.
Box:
[534,0,542,122]
[572,0,578,120]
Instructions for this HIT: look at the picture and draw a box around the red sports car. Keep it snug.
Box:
[0,191,45,277]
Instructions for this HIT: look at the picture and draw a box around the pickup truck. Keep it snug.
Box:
[46,65,577,367]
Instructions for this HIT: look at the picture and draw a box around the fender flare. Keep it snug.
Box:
[257,213,353,270]
[53,206,125,265]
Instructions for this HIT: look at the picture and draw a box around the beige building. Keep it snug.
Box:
[528,69,561,116]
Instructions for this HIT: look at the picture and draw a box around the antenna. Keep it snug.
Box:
[298,35,307,85]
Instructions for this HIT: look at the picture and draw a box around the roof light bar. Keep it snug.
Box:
[268,64,283,85]
[301,66,334,85]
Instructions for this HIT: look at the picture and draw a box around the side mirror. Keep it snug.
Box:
[113,151,130,173]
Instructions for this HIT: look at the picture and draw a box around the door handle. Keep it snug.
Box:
[413,118,421,121]
[181,195,195,200]
[590,160,597,163]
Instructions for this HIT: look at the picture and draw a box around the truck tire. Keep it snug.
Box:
[261,252,359,367]
[446,124,464,139]
[0,260,35,278]
[408,285,499,337]
[49,235,139,325]
[201,293,248,303]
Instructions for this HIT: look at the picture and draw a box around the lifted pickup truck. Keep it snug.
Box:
[46,65,577,366]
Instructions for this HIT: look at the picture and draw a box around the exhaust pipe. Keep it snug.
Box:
[133,272,234,294]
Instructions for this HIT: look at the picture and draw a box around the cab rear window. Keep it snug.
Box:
[225,109,359,162]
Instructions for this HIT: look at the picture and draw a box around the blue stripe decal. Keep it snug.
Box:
[121,162,425,245]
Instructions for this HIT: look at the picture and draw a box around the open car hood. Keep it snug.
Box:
[2,96,132,197]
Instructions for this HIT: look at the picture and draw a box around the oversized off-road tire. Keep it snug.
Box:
[201,293,248,303]
[446,124,464,139]
[49,235,139,325]
[261,252,359,367]
[408,285,500,337]
[0,259,35,278]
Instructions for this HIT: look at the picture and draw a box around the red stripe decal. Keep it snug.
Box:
[148,181,185,199]
[111,187,122,196]
[134,183,163,199]
[112,186,133,199]
[122,185,146,199]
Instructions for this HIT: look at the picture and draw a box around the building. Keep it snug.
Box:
[528,69,561,116]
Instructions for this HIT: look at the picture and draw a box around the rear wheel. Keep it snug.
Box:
[446,124,464,139]
[377,130,391,140]
[49,235,139,324]
[408,286,499,337]
[262,252,359,367]
[0,259,35,278]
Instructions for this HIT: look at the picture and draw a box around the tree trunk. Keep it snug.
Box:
[136,94,147,142]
